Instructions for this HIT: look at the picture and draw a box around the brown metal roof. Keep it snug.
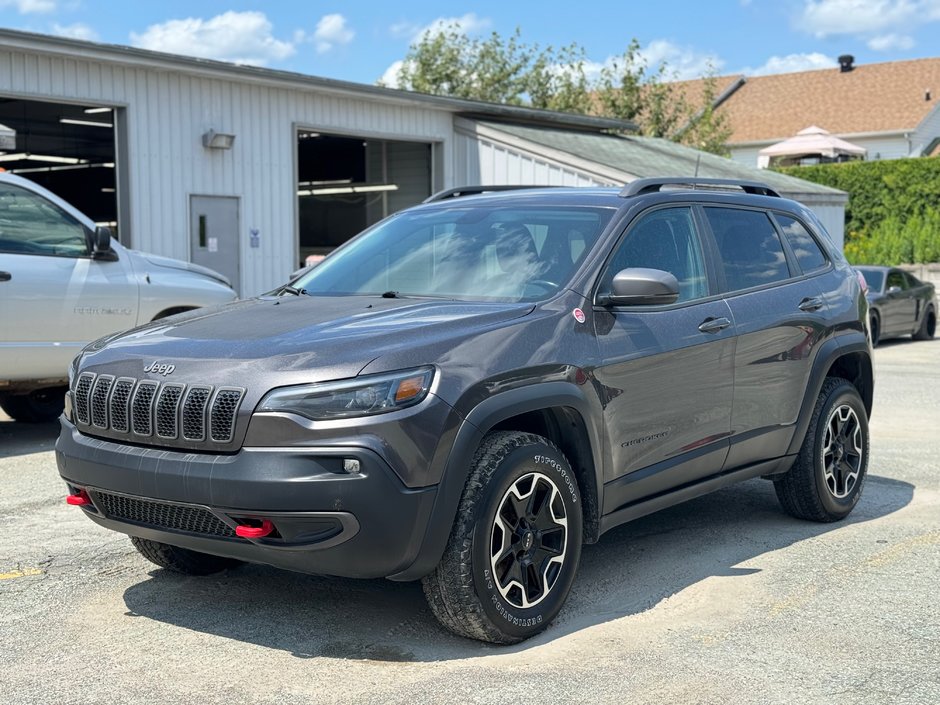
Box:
[677,57,940,144]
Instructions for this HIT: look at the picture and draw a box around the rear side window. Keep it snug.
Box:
[705,207,791,292]
[775,214,828,274]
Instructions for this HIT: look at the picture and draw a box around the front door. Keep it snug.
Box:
[593,206,735,513]
[190,195,239,294]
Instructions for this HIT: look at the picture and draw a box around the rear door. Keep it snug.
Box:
[593,205,735,512]
[702,206,830,469]
[0,180,137,383]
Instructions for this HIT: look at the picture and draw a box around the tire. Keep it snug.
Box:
[774,377,869,522]
[913,306,936,341]
[0,386,66,423]
[869,312,880,348]
[131,537,242,575]
[422,431,583,644]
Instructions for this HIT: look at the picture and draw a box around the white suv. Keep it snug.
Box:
[0,173,236,422]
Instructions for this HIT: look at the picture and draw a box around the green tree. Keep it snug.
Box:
[674,69,732,155]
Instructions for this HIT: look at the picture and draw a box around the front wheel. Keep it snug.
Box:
[913,306,936,340]
[774,377,869,522]
[422,431,583,644]
[0,386,67,423]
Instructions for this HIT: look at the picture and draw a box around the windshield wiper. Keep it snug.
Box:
[277,284,307,296]
[381,290,400,298]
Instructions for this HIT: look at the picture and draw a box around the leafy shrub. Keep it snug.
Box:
[776,158,940,264]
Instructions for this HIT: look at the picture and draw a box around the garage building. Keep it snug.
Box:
[0,29,846,296]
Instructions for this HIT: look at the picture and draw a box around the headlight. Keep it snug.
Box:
[256,367,434,421]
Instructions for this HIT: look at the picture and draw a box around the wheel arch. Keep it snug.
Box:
[387,381,604,581]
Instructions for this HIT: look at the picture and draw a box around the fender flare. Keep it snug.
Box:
[387,381,604,581]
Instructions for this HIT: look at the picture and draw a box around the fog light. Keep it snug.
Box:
[343,459,361,474]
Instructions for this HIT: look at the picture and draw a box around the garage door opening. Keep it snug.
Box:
[0,97,121,238]
[296,130,435,268]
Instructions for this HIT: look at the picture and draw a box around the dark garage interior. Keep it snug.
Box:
[0,96,118,234]
[296,129,433,267]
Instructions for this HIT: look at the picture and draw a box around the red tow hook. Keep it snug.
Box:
[235,519,275,539]
[66,489,92,506]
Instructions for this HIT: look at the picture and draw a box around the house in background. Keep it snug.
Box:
[675,55,940,167]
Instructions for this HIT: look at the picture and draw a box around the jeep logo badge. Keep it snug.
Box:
[143,361,176,376]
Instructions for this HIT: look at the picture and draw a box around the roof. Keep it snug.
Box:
[474,121,845,198]
[0,28,636,133]
[677,57,940,143]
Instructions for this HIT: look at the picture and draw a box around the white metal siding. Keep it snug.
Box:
[454,132,613,188]
[0,46,453,295]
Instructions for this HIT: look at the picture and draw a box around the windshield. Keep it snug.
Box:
[859,269,884,292]
[293,204,615,302]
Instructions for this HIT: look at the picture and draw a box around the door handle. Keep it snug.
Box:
[0,271,11,282]
[698,317,731,333]
[799,297,824,312]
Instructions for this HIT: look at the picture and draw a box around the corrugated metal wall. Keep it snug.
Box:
[0,46,453,295]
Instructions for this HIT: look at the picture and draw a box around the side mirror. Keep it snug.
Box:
[91,226,117,260]
[602,267,680,306]
[887,285,902,295]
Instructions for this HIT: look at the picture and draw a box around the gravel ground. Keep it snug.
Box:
[1,338,938,705]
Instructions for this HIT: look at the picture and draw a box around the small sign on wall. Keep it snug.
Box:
[207,237,218,253]
[249,228,260,248]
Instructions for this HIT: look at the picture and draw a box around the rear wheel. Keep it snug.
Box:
[913,306,936,340]
[774,377,869,522]
[131,537,242,575]
[0,386,67,423]
[422,431,582,644]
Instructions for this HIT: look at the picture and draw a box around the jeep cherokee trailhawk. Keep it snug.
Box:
[56,178,873,643]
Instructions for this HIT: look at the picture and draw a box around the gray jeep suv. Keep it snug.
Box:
[56,178,873,644]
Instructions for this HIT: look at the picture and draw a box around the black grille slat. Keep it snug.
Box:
[155,384,185,439]
[109,378,135,433]
[74,373,95,425]
[210,388,244,443]
[181,386,211,441]
[90,375,114,428]
[131,381,158,436]
[93,491,235,538]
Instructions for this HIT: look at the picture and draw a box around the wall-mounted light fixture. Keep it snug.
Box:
[202,129,236,150]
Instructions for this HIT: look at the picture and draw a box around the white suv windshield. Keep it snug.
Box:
[294,205,614,301]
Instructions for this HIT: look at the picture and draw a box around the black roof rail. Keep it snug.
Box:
[619,178,781,199]
[423,185,556,203]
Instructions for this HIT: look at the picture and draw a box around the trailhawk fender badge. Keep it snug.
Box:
[572,308,586,324]
[143,361,176,376]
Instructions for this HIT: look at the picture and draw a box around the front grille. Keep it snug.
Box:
[72,372,244,448]
[93,490,236,538]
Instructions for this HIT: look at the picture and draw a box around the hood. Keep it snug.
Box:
[129,250,232,287]
[79,295,535,389]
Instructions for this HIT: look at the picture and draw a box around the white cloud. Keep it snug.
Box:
[745,52,836,76]
[51,22,98,41]
[867,32,916,50]
[637,40,724,80]
[130,11,296,66]
[797,0,940,37]
[391,13,492,42]
[312,13,354,54]
[0,0,55,13]
[378,60,404,88]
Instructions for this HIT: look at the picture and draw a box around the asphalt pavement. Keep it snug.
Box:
[1,338,938,704]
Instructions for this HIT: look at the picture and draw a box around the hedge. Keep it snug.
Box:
[776,158,940,264]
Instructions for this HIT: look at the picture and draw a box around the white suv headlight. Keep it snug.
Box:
[256,367,434,421]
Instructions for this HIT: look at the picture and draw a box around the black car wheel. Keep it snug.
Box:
[913,306,936,340]
[774,377,869,522]
[422,431,582,644]
[0,386,67,423]
[869,312,880,348]
[131,537,242,575]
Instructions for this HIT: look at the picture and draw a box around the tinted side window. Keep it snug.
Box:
[0,183,88,257]
[600,206,708,302]
[886,271,906,290]
[775,214,828,274]
[705,207,791,292]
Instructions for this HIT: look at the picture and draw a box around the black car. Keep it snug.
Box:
[856,266,936,346]
[56,178,873,644]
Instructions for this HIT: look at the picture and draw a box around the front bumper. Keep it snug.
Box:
[56,419,437,579]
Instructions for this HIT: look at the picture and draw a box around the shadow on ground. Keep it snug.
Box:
[0,419,60,459]
[122,473,913,662]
